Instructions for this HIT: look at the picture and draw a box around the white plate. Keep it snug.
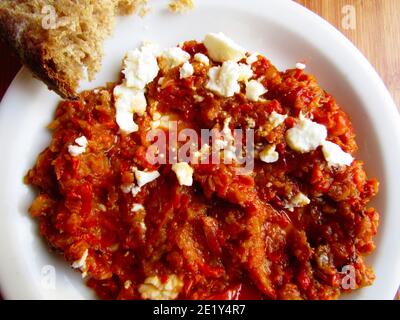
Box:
[1,0,399,300]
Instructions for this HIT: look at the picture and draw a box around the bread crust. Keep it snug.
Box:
[0,6,77,99]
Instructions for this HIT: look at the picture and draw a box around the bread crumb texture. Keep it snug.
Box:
[0,0,193,98]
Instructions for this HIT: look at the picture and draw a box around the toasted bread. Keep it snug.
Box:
[0,0,148,99]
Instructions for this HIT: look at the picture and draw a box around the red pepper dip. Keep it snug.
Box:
[25,34,379,300]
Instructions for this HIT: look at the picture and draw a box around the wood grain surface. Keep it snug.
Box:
[295,0,400,108]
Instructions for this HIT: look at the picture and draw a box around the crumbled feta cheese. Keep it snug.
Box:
[245,80,267,101]
[296,62,306,70]
[131,203,145,212]
[222,117,235,143]
[194,53,209,65]
[321,141,354,167]
[217,117,237,161]
[131,186,141,196]
[152,112,162,121]
[113,84,147,134]
[213,117,235,151]
[179,61,194,79]
[203,32,246,62]
[237,63,253,82]
[114,84,147,116]
[172,162,194,186]
[150,114,172,130]
[193,94,204,102]
[206,61,252,97]
[72,249,89,278]
[134,168,160,187]
[115,109,138,134]
[68,136,88,157]
[159,47,190,71]
[246,52,259,65]
[245,117,256,128]
[122,46,159,89]
[150,119,161,129]
[285,192,310,212]
[138,275,184,300]
[259,145,279,163]
[157,77,165,86]
[75,136,88,147]
[139,221,147,232]
[286,115,327,153]
[268,111,287,129]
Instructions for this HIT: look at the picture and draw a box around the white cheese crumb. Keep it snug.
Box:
[124,280,132,289]
[115,109,138,134]
[158,77,165,86]
[172,162,194,186]
[131,186,141,196]
[138,275,184,300]
[150,114,172,130]
[194,53,210,65]
[296,62,306,70]
[259,145,279,163]
[206,61,252,97]
[245,80,267,101]
[193,94,204,102]
[285,192,311,212]
[215,117,237,161]
[159,47,190,71]
[134,168,160,188]
[152,112,162,121]
[74,136,87,148]
[268,111,287,129]
[131,203,145,212]
[122,46,159,89]
[68,136,88,157]
[237,63,253,82]
[203,32,246,62]
[150,119,161,129]
[286,114,327,153]
[221,117,235,147]
[245,117,256,128]
[179,61,194,79]
[72,249,89,278]
[113,84,147,134]
[246,52,259,65]
[321,141,354,167]
[114,84,147,116]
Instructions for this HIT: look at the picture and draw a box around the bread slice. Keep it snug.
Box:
[0,0,148,99]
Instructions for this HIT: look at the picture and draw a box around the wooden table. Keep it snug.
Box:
[0,0,398,299]
[296,0,400,109]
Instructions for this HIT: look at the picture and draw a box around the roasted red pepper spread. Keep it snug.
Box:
[26,40,379,300]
